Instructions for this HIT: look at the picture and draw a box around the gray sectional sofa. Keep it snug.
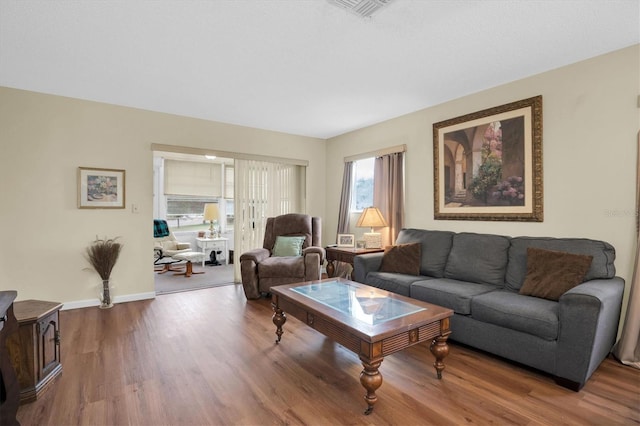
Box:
[353,229,625,390]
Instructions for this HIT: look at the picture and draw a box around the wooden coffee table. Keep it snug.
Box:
[271,278,453,415]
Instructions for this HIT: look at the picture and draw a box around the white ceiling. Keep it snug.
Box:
[1,1,638,139]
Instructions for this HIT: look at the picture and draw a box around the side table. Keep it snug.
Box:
[325,246,385,278]
[196,237,229,267]
[7,299,63,404]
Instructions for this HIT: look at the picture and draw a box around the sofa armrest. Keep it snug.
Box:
[556,277,625,388]
[353,252,384,283]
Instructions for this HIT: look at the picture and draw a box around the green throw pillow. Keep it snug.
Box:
[272,236,306,257]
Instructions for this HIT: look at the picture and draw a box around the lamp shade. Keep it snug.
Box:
[356,207,387,249]
[356,207,388,229]
[203,203,219,221]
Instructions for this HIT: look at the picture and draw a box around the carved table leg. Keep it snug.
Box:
[272,304,287,344]
[326,260,335,278]
[359,357,383,415]
[430,334,450,379]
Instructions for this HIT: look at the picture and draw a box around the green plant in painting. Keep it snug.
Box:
[468,154,502,204]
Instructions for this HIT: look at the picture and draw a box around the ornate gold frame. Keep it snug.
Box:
[433,96,543,221]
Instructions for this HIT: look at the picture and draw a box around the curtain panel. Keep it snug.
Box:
[337,161,354,235]
[612,131,640,369]
[373,152,405,247]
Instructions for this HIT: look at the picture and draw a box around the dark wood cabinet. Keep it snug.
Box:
[7,300,63,404]
[0,291,19,425]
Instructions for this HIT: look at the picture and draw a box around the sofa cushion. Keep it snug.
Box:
[364,272,428,297]
[410,278,499,315]
[505,237,616,292]
[395,229,454,277]
[471,290,559,341]
[272,236,305,257]
[258,256,304,278]
[379,243,421,275]
[444,233,511,286]
[519,248,593,301]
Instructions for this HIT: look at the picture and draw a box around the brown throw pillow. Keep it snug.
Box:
[519,247,593,301]
[379,243,421,275]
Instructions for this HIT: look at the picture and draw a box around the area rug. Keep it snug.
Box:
[154,263,236,294]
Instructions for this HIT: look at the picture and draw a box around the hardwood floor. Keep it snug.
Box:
[16,284,640,425]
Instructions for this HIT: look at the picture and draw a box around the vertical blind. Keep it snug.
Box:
[233,159,306,281]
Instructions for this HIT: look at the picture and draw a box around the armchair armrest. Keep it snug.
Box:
[240,248,271,264]
[302,246,325,281]
[556,277,625,389]
[176,242,191,250]
[240,248,271,300]
[303,246,325,263]
[353,252,384,283]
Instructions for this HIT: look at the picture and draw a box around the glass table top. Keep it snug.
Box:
[290,280,426,325]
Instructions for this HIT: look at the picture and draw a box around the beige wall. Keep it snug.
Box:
[325,44,640,324]
[0,88,326,307]
[1,44,637,315]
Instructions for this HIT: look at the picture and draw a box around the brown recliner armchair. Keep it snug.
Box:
[240,214,325,299]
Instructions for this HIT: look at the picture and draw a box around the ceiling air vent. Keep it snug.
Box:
[327,0,395,18]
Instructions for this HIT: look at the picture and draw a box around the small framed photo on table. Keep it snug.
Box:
[77,167,126,209]
[337,234,355,248]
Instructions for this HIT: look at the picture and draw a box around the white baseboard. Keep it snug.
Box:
[61,292,156,310]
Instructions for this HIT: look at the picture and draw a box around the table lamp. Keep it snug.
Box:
[203,203,220,238]
[356,207,388,249]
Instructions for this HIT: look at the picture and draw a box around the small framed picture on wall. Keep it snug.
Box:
[77,167,126,209]
[337,234,355,248]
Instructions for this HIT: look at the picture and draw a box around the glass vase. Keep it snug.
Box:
[99,279,114,309]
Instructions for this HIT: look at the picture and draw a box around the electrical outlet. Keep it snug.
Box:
[132,204,139,214]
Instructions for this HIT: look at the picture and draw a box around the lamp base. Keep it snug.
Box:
[363,232,382,249]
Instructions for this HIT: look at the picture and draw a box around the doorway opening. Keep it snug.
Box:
[153,151,235,294]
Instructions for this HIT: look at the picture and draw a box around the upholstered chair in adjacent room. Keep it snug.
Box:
[153,219,192,265]
[240,214,324,299]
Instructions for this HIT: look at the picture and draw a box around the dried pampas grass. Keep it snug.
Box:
[86,236,123,281]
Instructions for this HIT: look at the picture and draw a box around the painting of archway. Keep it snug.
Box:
[433,96,543,221]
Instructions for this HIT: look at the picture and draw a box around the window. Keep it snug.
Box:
[351,157,374,212]
[155,157,235,231]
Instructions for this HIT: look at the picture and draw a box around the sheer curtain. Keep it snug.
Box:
[337,161,353,235]
[234,160,306,281]
[613,131,640,369]
[373,152,405,247]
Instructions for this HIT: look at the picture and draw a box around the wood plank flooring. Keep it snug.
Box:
[16,284,640,425]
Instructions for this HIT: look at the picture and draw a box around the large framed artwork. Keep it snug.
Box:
[433,96,543,222]
[77,167,126,209]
